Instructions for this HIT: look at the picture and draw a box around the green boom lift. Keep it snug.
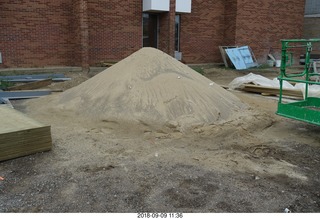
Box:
[276,39,320,125]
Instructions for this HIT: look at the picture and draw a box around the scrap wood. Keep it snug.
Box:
[268,54,276,62]
[50,89,63,92]
[219,46,238,68]
[98,60,116,67]
[7,79,52,91]
[240,84,303,98]
[100,62,115,67]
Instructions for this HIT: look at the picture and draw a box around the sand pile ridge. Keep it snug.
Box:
[54,47,247,130]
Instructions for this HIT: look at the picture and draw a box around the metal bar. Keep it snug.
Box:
[277,39,320,126]
[281,39,320,43]
[0,73,65,80]
[305,42,313,99]
[279,77,320,85]
[0,90,51,99]
[0,78,71,83]
[279,40,288,104]
[283,72,306,78]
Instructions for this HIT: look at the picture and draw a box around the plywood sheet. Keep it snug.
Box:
[0,106,52,161]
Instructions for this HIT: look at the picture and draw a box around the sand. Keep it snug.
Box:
[32,48,247,131]
[8,66,320,212]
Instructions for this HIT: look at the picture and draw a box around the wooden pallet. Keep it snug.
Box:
[0,106,52,162]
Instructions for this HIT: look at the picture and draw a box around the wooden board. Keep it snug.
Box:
[7,79,52,91]
[0,106,52,162]
[219,46,238,68]
[240,84,303,98]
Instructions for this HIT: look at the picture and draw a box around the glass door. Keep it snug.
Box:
[143,13,159,48]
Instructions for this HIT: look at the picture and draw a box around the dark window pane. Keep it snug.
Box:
[175,15,180,51]
[143,13,158,48]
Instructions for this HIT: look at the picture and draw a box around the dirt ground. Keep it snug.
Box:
[0,66,320,213]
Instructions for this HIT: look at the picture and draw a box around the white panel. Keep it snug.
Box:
[176,0,192,13]
[175,51,182,61]
[143,0,170,12]
[0,52,2,64]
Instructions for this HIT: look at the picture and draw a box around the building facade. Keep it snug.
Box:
[0,0,306,68]
[303,0,320,51]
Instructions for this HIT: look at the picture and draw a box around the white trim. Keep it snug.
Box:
[176,0,192,13]
[143,0,169,12]
[305,14,320,17]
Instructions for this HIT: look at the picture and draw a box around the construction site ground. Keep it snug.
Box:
[0,66,320,213]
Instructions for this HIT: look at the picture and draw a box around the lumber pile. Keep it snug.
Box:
[240,84,303,98]
[227,73,304,99]
[0,106,52,162]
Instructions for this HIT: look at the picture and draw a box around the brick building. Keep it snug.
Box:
[0,0,306,68]
[303,0,320,51]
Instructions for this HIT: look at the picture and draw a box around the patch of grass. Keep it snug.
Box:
[190,66,205,75]
[256,63,274,69]
[0,80,14,90]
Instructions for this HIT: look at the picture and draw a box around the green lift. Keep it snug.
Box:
[276,39,320,125]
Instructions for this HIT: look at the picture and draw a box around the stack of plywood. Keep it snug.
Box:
[0,106,52,162]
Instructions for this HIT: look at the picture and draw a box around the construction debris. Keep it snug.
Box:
[0,98,13,108]
[0,73,70,92]
[1,78,70,83]
[225,46,258,70]
[0,90,51,100]
[98,62,115,67]
[0,73,66,81]
[219,46,238,68]
[7,79,52,91]
[240,84,303,98]
[0,106,52,162]
[229,73,320,99]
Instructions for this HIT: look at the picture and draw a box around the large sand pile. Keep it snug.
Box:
[52,48,247,131]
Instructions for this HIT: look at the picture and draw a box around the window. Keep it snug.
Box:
[305,0,320,15]
[143,13,159,48]
[175,15,181,51]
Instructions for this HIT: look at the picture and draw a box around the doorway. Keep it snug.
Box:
[143,13,159,48]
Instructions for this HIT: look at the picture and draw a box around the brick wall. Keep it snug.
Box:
[0,0,307,67]
[234,0,305,62]
[180,0,226,63]
[175,0,305,64]
[158,0,176,57]
[224,0,238,46]
[72,0,85,67]
[0,0,76,68]
[87,0,142,65]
